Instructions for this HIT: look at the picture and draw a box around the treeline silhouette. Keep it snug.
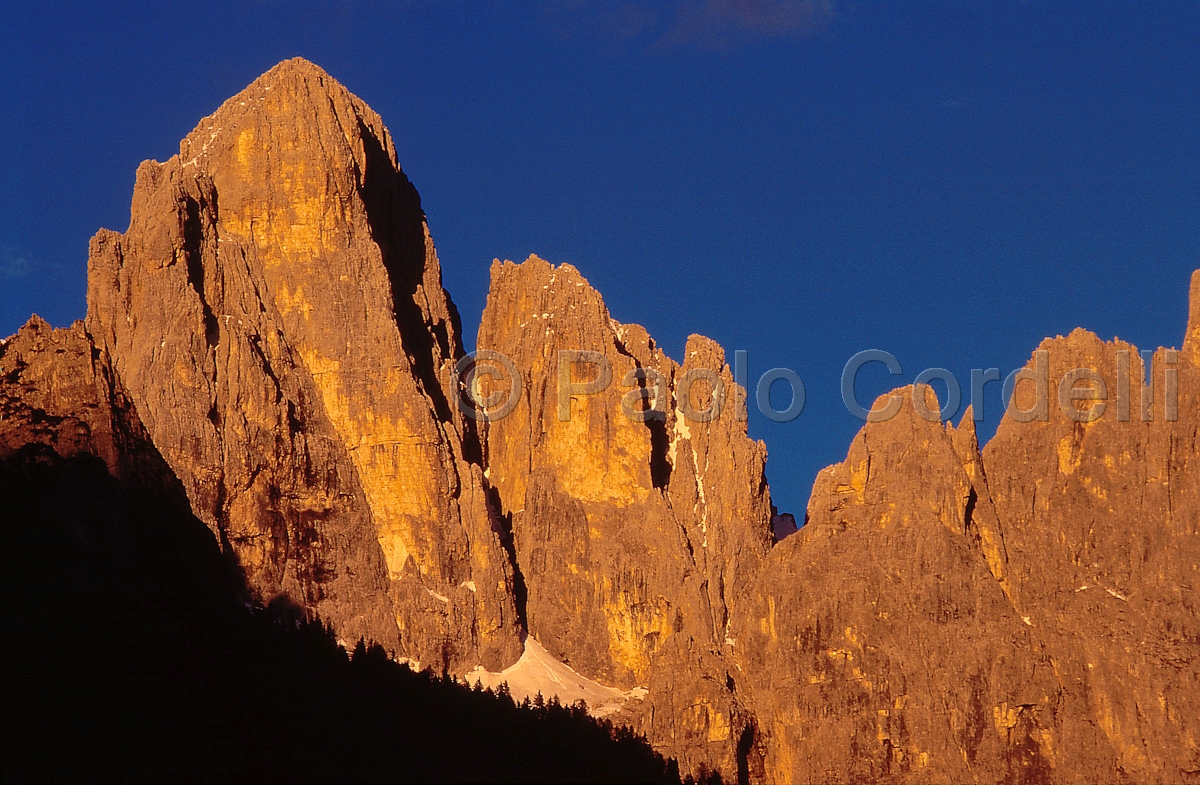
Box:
[1,448,702,784]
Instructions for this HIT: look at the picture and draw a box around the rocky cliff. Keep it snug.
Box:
[477,256,773,775]
[982,321,1200,782]
[733,285,1200,783]
[1,316,175,493]
[83,58,521,671]
[736,388,1094,784]
[4,58,1198,784]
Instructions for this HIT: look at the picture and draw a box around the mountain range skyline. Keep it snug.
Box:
[4,1,1198,517]
[3,55,1197,781]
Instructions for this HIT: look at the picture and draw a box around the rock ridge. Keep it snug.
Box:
[3,56,1197,784]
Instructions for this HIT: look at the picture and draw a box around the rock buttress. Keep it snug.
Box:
[1,316,168,487]
[983,302,1200,782]
[735,386,1105,785]
[477,255,772,777]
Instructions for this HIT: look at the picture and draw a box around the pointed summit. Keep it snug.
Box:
[254,55,339,84]
[85,60,522,671]
[950,405,984,483]
[176,57,398,178]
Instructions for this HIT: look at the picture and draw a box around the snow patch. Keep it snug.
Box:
[610,319,626,344]
[671,413,709,546]
[465,637,646,718]
[668,410,692,469]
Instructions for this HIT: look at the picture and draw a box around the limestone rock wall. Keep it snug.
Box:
[478,255,773,775]
[732,274,1200,784]
[983,323,1200,782]
[735,388,1079,784]
[1,317,161,485]
[84,59,521,671]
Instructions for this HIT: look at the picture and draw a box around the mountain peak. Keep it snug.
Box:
[258,55,334,82]
[85,60,523,672]
[174,57,394,181]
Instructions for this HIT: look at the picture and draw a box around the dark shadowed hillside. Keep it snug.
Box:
[0,449,690,784]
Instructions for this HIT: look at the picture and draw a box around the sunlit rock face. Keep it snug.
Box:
[734,275,1200,785]
[983,314,1200,783]
[477,255,773,777]
[735,387,1083,785]
[85,58,521,671]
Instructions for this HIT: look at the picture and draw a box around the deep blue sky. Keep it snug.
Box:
[2,1,1197,515]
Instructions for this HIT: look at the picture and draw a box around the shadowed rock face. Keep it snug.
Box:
[1,317,176,492]
[84,58,521,671]
[478,256,773,776]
